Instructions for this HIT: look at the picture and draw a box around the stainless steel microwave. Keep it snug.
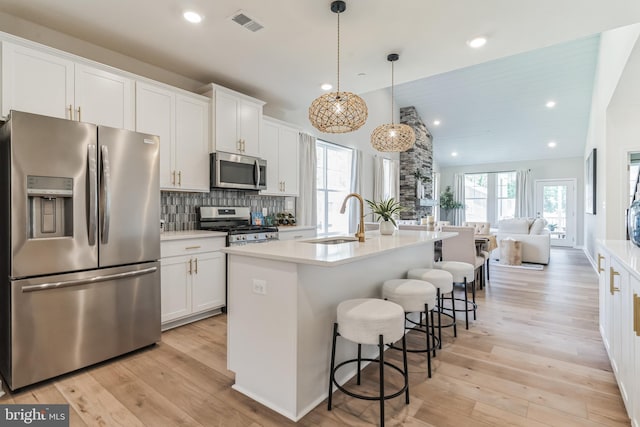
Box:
[210,152,267,190]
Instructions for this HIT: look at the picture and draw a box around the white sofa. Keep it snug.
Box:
[490,218,550,265]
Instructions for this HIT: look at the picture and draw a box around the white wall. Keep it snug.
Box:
[439,157,585,246]
[583,23,640,261]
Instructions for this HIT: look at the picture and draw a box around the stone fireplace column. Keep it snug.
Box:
[399,106,433,220]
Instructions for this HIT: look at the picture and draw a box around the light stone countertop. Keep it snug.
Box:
[276,225,316,232]
[160,230,227,241]
[222,230,457,266]
[601,239,640,279]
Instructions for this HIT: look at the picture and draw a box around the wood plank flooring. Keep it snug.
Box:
[0,247,631,426]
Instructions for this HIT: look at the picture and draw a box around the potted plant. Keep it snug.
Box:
[366,198,405,235]
[439,186,463,223]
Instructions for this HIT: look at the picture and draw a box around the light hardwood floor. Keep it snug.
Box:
[0,248,630,426]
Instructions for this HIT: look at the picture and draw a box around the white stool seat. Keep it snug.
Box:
[407,269,454,294]
[382,279,437,313]
[435,261,474,283]
[337,298,405,345]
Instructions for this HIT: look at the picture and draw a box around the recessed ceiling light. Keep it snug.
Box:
[183,11,203,23]
[467,37,487,48]
[451,152,458,157]
[433,120,441,126]
[546,100,556,108]
[548,141,557,148]
[321,83,333,91]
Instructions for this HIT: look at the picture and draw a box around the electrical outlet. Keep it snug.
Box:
[252,279,267,295]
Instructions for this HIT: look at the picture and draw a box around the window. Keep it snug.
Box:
[382,158,397,200]
[316,140,353,236]
[464,171,516,224]
[464,174,488,222]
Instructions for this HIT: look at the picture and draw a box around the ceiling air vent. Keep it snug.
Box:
[230,10,264,32]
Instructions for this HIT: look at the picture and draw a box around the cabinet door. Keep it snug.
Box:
[597,249,611,353]
[278,125,299,196]
[175,95,210,192]
[260,120,280,194]
[136,82,176,189]
[610,257,632,406]
[75,64,134,129]
[160,256,192,323]
[192,251,226,313]
[1,42,74,119]
[631,275,640,427]
[214,90,239,153]
[239,100,262,157]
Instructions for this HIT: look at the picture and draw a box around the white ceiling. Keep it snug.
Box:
[0,0,639,166]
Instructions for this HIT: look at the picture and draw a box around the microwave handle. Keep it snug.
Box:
[254,159,261,188]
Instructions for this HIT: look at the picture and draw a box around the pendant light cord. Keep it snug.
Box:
[391,60,395,124]
[336,11,341,95]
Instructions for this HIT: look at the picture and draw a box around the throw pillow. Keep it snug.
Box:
[529,218,547,235]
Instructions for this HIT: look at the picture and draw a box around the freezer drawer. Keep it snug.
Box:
[3,261,160,390]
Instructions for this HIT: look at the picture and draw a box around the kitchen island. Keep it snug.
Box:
[222,230,456,421]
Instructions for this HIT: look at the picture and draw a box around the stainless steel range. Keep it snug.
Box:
[199,207,278,246]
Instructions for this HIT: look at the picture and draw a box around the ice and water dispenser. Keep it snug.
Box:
[27,175,73,239]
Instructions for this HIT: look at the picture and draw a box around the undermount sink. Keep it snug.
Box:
[305,236,358,245]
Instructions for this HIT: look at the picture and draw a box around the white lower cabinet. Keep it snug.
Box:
[277,227,316,241]
[598,242,640,425]
[160,236,225,329]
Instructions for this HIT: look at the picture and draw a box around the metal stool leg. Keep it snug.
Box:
[379,334,385,427]
[451,291,457,337]
[437,289,443,348]
[471,277,477,320]
[424,303,432,378]
[431,309,436,357]
[402,334,410,404]
[328,322,338,410]
[463,279,469,329]
[357,344,362,385]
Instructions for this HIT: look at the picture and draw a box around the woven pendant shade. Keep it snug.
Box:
[371,53,415,152]
[309,1,367,134]
[371,123,415,152]
[309,91,368,133]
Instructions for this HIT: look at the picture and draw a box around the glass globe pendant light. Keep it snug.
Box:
[308,1,368,133]
[371,53,415,152]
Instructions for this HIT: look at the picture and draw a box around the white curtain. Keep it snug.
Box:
[295,133,317,227]
[373,156,385,202]
[453,173,465,225]
[515,169,533,218]
[390,159,400,202]
[348,149,363,233]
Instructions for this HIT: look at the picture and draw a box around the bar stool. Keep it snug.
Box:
[328,298,409,427]
[435,261,476,329]
[382,279,439,378]
[406,268,457,346]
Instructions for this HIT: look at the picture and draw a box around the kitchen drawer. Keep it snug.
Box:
[161,237,225,258]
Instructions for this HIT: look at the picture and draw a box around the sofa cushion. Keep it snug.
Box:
[498,218,530,234]
[529,218,547,235]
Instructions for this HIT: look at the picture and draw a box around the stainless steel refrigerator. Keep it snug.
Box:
[0,111,161,390]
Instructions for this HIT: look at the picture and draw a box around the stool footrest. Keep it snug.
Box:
[332,358,408,401]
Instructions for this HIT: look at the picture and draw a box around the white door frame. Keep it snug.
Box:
[534,178,577,248]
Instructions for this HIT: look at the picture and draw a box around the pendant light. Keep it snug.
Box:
[371,53,415,152]
[308,1,368,134]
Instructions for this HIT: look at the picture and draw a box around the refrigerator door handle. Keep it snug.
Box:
[87,144,98,246]
[101,145,111,244]
[21,266,158,293]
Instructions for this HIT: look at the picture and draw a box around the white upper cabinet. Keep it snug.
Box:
[261,116,299,196]
[2,41,134,129]
[74,64,134,130]
[2,42,74,120]
[200,84,265,157]
[136,81,210,192]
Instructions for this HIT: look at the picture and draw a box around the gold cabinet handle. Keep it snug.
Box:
[634,293,639,336]
[77,106,81,122]
[237,139,242,152]
[609,267,620,295]
[178,171,182,186]
[188,258,193,275]
[194,258,198,274]
[68,104,73,120]
[185,245,201,250]
[172,171,176,185]
[597,253,604,273]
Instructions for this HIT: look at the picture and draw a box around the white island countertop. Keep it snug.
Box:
[160,230,227,241]
[222,230,456,266]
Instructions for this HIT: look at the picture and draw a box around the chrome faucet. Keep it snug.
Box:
[340,193,366,242]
